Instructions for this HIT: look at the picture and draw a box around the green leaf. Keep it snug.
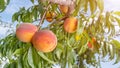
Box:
[23,51,30,68]
[109,44,114,60]
[17,56,23,68]
[30,0,34,3]
[113,11,120,16]
[88,0,97,14]
[12,13,19,22]
[78,43,87,55]
[8,62,17,68]
[27,46,35,68]
[97,0,104,12]
[32,6,38,20]
[38,51,55,64]
[6,0,10,5]
[55,43,64,60]
[113,16,120,26]
[114,51,120,64]
[84,0,88,12]
[76,19,84,35]
[111,40,120,49]
[3,63,9,68]
[13,48,23,56]
[0,0,5,12]
[106,12,111,33]
[0,0,10,12]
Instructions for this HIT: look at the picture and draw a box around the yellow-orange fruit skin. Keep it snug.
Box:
[46,18,53,22]
[63,17,78,33]
[32,30,57,53]
[16,23,38,42]
[59,5,68,14]
[45,11,56,22]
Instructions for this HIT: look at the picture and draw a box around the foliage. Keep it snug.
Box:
[0,0,120,68]
[0,0,10,12]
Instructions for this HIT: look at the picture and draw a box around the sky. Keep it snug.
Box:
[0,0,120,68]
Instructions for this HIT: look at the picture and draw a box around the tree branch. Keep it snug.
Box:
[37,2,51,30]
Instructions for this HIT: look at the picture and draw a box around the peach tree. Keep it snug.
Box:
[0,0,120,68]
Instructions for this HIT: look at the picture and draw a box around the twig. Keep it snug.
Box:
[37,2,51,30]
[49,16,68,27]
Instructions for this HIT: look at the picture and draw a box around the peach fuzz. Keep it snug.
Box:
[32,30,57,53]
[16,23,38,42]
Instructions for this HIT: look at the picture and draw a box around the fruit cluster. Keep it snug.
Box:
[46,5,78,33]
[16,23,57,53]
[16,4,78,53]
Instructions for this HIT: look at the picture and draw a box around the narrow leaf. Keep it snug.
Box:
[13,48,23,56]
[113,16,120,26]
[88,0,97,14]
[27,46,35,68]
[111,40,120,49]
[38,52,55,64]
[113,11,120,16]
[97,0,104,12]
[109,44,114,60]
[17,56,23,68]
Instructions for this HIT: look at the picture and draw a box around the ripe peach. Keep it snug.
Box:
[59,5,68,14]
[63,17,78,33]
[32,30,57,53]
[16,23,38,42]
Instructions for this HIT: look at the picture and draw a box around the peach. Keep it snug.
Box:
[16,23,38,42]
[32,30,57,53]
[45,11,56,22]
[63,17,78,33]
[59,5,68,14]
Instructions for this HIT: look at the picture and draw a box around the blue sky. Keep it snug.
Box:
[0,0,120,68]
